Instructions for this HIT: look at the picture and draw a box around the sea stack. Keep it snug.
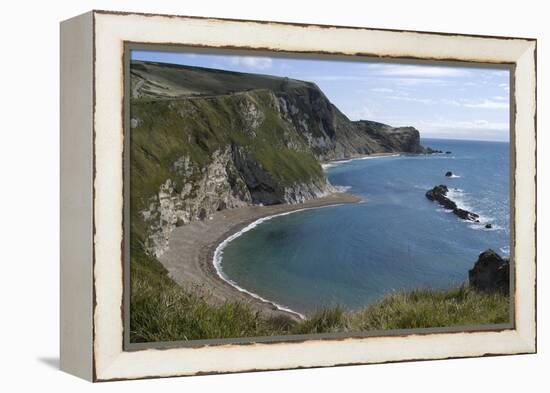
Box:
[445,171,453,177]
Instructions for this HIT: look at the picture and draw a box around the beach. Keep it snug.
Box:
[158,192,362,321]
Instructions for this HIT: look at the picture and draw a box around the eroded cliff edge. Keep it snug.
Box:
[129,61,428,257]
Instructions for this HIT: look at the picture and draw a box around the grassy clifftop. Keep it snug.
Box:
[131,61,312,98]
[131,60,427,160]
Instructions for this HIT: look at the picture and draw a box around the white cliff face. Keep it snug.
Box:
[238,97,264,135]
[141,146,334,257]
[275,94,336,160]
[141,147,252,257]
[282,181,336,204]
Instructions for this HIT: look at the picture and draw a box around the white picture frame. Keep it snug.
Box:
[60,10,536,381]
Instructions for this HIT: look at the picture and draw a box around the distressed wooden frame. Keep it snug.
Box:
[60,10,537,382]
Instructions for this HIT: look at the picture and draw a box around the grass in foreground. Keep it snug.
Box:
[295,286,510,335]
[130,255,509,343]
[131,275,269,342]
[130,254,293,342]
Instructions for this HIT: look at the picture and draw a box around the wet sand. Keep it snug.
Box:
[159,192,361,321]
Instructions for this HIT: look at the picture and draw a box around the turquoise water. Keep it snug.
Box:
[218,139,510,315]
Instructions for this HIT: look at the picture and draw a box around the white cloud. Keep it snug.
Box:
[418,119,509,132]
[229,56,272,70]
[370,64,471,78]
[384,96,493,108]
[348,105,376,121]
[279,63,291,71]
[304,64,469,86]
[499,82,510,92]
[441,99,462,106]
[387,95,435,105]
[298,75,365,81]
[417,118,510,141]
[392,77,447,87]
[370,87,394,93]
[463,99,509,109]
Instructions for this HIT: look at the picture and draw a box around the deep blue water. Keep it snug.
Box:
[219,139,510,315]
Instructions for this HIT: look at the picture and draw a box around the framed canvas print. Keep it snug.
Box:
[60,10,537,381]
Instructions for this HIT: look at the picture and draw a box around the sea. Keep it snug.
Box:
[216,139,510,316]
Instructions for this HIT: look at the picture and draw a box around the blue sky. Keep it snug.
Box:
[132,50,510,142]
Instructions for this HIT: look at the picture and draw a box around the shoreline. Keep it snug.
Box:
[321,152,402,169]
[212,203,357,320]
[159,192,362,321]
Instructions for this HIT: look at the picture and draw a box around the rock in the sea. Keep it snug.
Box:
[426,185,456,209]
[454,207,480,222]
[425,147,443,154]
[485,223,492,229]
[445,171,453,177]
[468,249,510,294]
[445,151,452,154]
[425,185,479,222]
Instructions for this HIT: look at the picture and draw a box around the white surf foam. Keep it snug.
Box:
[321,159,352,169]
[447,188,483,217]
[444,188,498,229]
[212,203,349,320]
[468,222,503,231]
[356,153,401,160]
[322,154,401,170]
[333,185,352,192]
[446,188,473,212]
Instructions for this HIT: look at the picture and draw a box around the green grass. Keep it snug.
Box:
[131,60,313,99]
[130,257,294,342]
[295,286,509,335]
[130,258,510,343]
[349,285,510,330]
